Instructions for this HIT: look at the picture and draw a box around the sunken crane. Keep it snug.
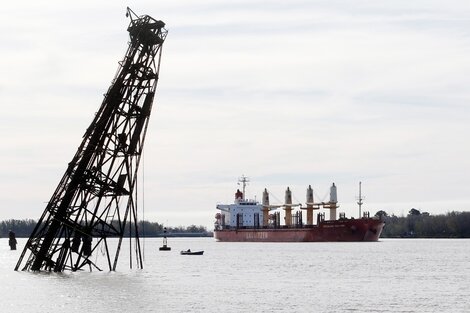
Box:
[15,8,167,272]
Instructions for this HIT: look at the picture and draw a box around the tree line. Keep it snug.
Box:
[3,210,469,238]
[375,209,470,238]
[0,219,212,238]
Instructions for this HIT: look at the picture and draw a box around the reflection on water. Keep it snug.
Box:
[1,238,469,312]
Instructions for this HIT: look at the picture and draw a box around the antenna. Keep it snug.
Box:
[238,175,250,200]
[356,181,364,218]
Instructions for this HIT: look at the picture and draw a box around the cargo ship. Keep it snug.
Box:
[214,176,384,242]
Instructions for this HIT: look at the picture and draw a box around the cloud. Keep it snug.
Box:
[1,1,469,228]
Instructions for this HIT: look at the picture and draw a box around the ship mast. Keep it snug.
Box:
[357,181,364,218]
[238,175,249,200]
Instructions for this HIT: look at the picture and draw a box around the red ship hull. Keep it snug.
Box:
[214,218,384,242]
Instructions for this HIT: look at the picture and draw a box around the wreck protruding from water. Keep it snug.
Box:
[16,8,167,272]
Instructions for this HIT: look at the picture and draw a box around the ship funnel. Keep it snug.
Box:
[330,183,337,203]
[235,189,243,201]
[262,188,269,206]
[307,185,314,203]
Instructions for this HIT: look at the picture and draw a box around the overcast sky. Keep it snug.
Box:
[1,1,470,229]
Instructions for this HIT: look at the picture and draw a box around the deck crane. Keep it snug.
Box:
[15,8,167,272]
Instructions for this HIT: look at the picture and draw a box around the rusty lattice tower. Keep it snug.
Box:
[15,8,167,272]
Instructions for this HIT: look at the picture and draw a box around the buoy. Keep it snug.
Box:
[159,227,171,251]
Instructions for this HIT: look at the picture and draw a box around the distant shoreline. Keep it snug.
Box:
[3,210,470,239]
[0,219,213,238]
[1,234,214,239]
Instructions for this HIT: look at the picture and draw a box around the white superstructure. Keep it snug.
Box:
[216,189,264,227]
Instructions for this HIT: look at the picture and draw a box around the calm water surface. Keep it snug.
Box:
[0,238,469,312]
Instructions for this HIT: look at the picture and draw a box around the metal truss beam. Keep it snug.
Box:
[15,8,167,272]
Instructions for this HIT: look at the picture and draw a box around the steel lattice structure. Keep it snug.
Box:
[15,8,167,272]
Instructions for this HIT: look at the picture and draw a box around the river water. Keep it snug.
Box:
[0,238,469,312]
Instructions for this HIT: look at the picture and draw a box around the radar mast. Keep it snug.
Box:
[238,175,250,200]
[356,181,364,218]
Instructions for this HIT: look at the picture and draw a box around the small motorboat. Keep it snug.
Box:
[180,249,204,255]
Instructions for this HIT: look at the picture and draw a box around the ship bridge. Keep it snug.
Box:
[216,200,264,228]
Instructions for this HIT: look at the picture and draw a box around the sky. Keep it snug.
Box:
[1,1,470,229]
